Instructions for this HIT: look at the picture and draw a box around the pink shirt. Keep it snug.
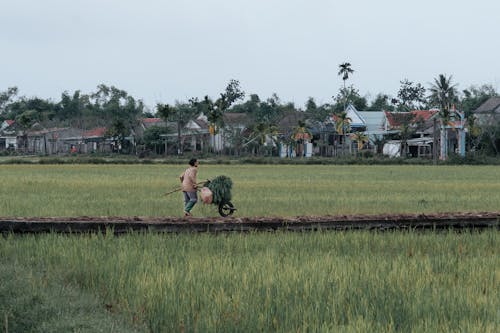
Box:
[180,166,198,192]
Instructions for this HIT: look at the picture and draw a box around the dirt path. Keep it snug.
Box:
[1,212,498,234]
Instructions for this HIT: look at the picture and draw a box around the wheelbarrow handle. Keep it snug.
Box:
[164,181,207,196]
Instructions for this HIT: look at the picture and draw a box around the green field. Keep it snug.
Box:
[1,164,499,332]
[1,230,499,332]
[0,164,499,217]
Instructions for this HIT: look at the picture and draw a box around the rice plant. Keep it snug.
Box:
[1,230,499,332]
[0,164,498,217]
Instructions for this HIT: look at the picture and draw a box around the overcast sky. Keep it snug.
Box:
[1,0,499,110]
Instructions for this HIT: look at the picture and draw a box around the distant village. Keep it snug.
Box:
[1,97,499,160]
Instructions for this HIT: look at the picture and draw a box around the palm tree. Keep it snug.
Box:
[429,74,458,122]
[338,62,354,89]
[333,111,352,154]
[429,74,458,160]
[292,120,312,157]
[338,62,354,111]
[157,102,198,155]
[350,131,368,152]
[246,122,279,156]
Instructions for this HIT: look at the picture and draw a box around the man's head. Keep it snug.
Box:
[189,158,198,167]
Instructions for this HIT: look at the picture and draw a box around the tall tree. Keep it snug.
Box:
[338,62,354,90]
[396,79,426,111]
[333,86,367,112]
[338,62,354,111]
[460,84,499,152]
[428,74,458,160]
[0,87,18,119]
[367,93,395,111]
[156,102,198,155]
[192,79,245,153]
[429,74,458,122]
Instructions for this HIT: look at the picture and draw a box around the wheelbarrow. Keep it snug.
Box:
[165,177,236,217]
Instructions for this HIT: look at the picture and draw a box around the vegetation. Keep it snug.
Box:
[0,164,499,217]
[1,230,498,332]
[1,69,499,158]
[1,164,498,331]
[0,256,143,332]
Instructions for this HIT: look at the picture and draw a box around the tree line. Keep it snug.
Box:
[1,64,499,156]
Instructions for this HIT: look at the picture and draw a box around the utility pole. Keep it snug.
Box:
[432,118,437,165]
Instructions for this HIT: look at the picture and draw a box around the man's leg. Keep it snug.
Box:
[184,191,198,214]
[183,192,190,214]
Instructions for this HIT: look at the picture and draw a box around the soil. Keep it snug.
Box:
[1,212,498,234]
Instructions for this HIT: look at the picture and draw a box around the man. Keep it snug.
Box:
[180,158,199,217]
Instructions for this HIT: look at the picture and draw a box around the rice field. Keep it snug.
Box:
[1,164,499,332]
[0,164,499,217]
[1,230,499,332]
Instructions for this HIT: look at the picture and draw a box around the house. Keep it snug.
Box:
[136,118,166,138]
[329,105,395,154]
[182,117,210,152]
[277,111,313,157]
[80,127,110,153]
[219,112,251,154]
[384,110,439,131]
[0,120,17,151]
[344,104,367,132]
[357,111,396,146]
[25,127,83,154]
[382,110,439,158]
[472,97,500,124]
[381,109,468,159]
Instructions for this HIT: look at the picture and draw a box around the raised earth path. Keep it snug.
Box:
[1,212,498,234]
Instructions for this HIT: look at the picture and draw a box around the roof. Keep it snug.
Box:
[345,104,366,128]
[223,112,250,125]
[143,118,163,123]
[142,118,166,129]
[277,111,306,129]
[83,127,107,138]
[28,127,69,136]
[473,97,500,113]
[384,110,438,129]
[358,111,385,133]
[1,120,15,131]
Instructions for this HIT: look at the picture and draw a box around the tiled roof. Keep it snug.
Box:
[142,118,166,129]
[83,127,107,138]
[143,118,163,123]
[384,110,438,128]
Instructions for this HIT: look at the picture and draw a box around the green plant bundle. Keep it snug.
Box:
[206,175,233,205]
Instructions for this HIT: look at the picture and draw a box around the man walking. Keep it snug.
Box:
[180,158,199,217]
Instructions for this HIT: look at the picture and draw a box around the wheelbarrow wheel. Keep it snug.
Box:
[218,201,235,217]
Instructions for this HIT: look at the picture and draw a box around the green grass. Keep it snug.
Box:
[0,249,145,332]
[1,164,499,332]
[0,164,499,217]
[1,231,499,332]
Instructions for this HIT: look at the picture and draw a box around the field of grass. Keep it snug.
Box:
[1,230,499,332]
[1,164,499,332]
[0,164,499,217]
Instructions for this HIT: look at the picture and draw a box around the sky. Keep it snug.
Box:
[1,0,500,111]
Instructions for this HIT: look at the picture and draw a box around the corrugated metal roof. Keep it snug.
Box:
[473,97,500,113]
[358,111,385,132]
